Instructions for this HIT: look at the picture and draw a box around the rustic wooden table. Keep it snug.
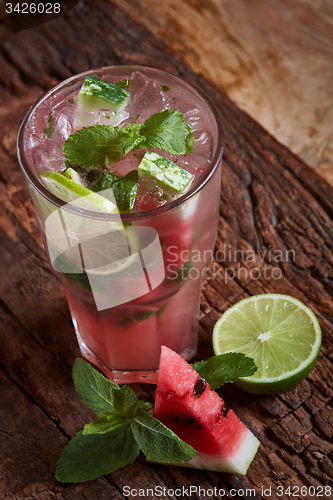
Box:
[0,1,332,499]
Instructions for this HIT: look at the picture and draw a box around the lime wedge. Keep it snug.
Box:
[41,171,116,213]
[41,170,139,280]
[213,294,322,394]
[63,167,83,185]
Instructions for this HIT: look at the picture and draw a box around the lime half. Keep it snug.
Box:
[213,294,322,394]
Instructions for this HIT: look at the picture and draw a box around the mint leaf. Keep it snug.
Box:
[43,112,54,138]
[131,406,197,464]
[99,170,139,213]
[118,123,145,155]
[191,353,257,391]
[83,412,126,435]
[114,79,131,89]
[140,109,195,155]
[63,271,91,291]
[73,358,120,416]
[56,423,139,483]
[63,125,123,167]
[112,385,138,417]
[118,304,166,327]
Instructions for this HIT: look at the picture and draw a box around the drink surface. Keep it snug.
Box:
[23,68,217,212]
[20,67,223,383]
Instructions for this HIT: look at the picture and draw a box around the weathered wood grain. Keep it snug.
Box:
[0,1,332,499]
[110,0,333,185]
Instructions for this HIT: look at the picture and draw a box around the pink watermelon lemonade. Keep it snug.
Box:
[17,66,224,383]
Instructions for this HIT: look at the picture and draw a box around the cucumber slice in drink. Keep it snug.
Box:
[41,171,116,212]
[78,75,130,113]
[138,151,194,193]
[213,294,322,394]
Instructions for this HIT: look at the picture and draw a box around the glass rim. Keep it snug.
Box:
[17,65,225,221]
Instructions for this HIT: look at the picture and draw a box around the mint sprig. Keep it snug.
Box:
[191,352,257,391]
[62,109,195,168]
[56,359,197,483]
[56,353,257,483]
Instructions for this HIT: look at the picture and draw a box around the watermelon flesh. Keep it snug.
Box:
[153,346,260,474]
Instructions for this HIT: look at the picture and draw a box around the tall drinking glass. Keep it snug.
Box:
[17,66,224,384]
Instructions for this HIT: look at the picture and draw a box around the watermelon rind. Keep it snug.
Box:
[147,429,259,475]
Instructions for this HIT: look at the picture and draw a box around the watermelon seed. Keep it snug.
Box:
[173,416,180,423]
[197,424,202,429]
[193,378,207,397]
[222,407,228,417]
[184,416,197,426]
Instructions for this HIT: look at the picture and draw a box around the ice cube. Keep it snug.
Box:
[52,110,74,140]
[27,107,53,136]
[111,150,142,177]
[96,109,129,127]
[128,72,171,121]
[74,110,96,130]
[32,140,66,173]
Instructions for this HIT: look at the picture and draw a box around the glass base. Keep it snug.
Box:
[75,328,197,385]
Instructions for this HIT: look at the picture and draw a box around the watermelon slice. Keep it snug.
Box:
[153,346,260,474]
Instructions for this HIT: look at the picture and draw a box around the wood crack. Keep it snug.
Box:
[0,363,71,441]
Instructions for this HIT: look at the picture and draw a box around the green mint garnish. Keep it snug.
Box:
[93,170,139,213]
[83,412,126,435]
[191,352,257,391]
[119,304,166,327]
[160,85,170,91]
[73,356,119,415]
[43,112,54,138]
[68,98,74,103]
[114,79,131,89]
[131,406,196,463]
[63,125,123,167]
[140,109,194,155]
[56,359,197,483]
[56,424,139,483]
[62,109,195,168]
